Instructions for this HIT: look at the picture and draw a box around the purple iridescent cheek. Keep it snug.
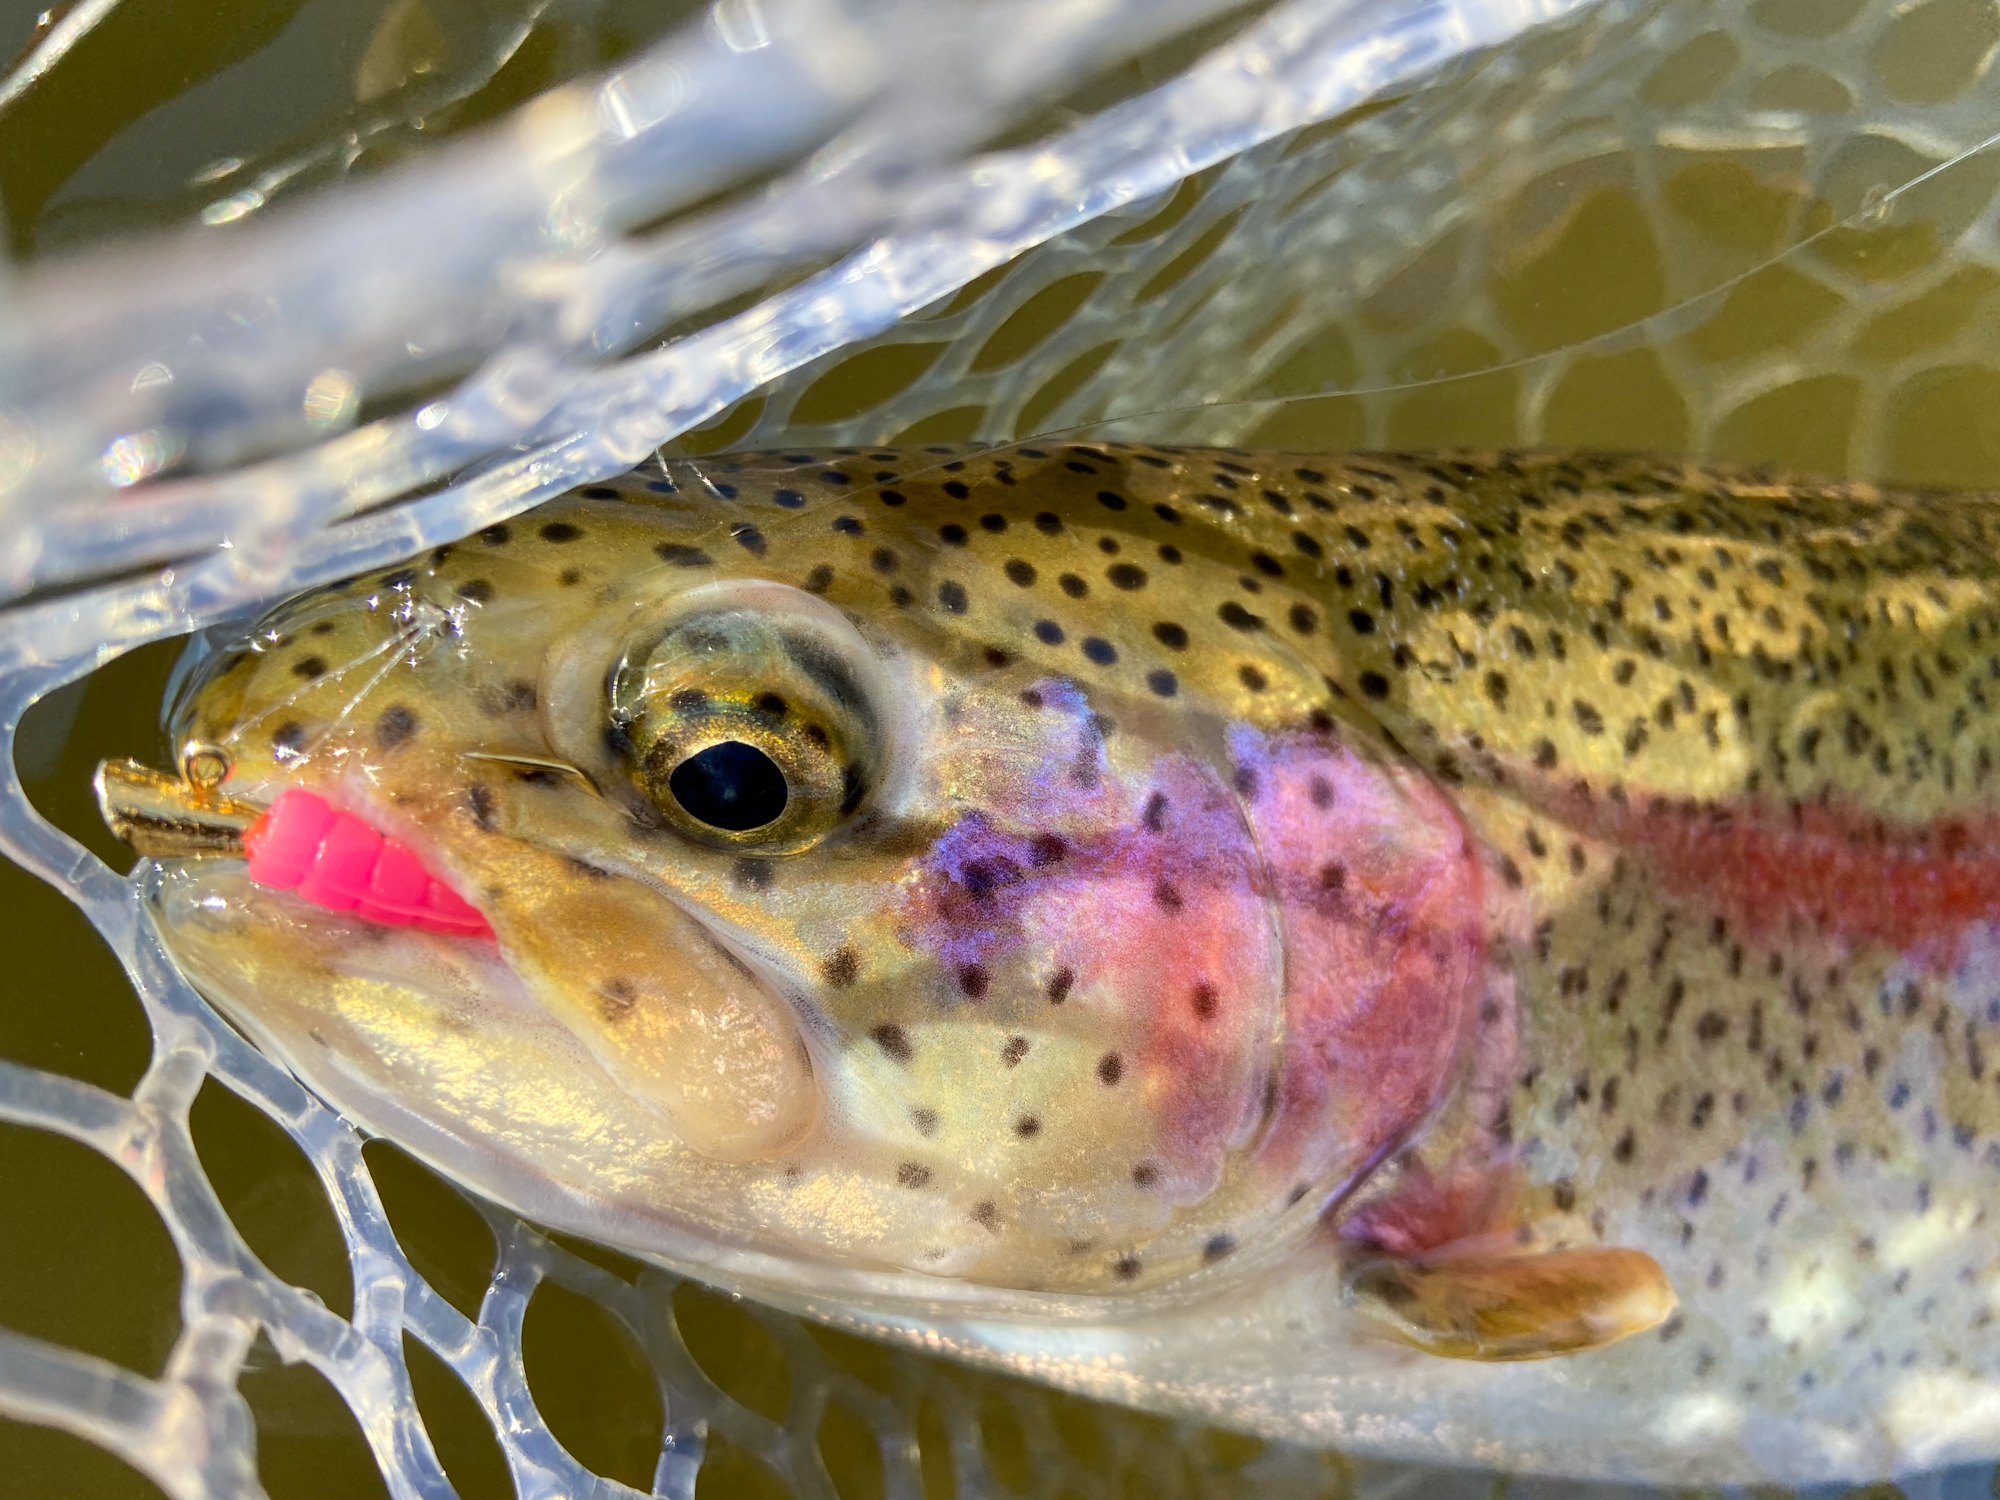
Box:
[889,746,1283,1203]
[881,705,1488,1223]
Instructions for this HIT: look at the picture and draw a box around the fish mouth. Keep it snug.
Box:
[95,757,491,937]
[102,751,820,1166]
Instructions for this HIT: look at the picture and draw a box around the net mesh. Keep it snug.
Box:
[6,0,2000,1495]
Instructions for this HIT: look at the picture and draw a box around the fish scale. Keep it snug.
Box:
[124,442,2000,1480]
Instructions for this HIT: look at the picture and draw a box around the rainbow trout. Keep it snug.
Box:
[104,445,2000,1484]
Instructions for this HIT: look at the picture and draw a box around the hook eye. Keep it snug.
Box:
[179,742,232,799]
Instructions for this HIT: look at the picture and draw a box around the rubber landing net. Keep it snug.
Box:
[4,0,2000,1496]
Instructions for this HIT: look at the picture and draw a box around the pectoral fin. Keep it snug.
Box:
[1345,1245,1676,1360]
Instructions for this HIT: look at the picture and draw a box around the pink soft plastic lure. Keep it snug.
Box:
[243,789,490,937]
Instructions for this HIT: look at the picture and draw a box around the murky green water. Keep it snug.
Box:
[0,0,710,259]
[9,0,2000,1496]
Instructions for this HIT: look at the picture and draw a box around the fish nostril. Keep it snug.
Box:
[668,741,789,831]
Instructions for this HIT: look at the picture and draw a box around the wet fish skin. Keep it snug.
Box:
[148,445,2000,1482]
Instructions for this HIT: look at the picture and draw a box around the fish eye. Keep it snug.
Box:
[668,740,789,831]
[602,598,882,854]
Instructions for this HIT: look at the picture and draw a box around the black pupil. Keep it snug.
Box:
[668,741,789,831]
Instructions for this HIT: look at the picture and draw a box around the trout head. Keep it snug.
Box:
[146,450,1494,1303]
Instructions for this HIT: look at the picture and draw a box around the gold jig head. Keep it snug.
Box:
[95,754,259,858]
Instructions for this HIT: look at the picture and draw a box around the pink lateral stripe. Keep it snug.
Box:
[1534,777,2000,960]
[244,788,492,938]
